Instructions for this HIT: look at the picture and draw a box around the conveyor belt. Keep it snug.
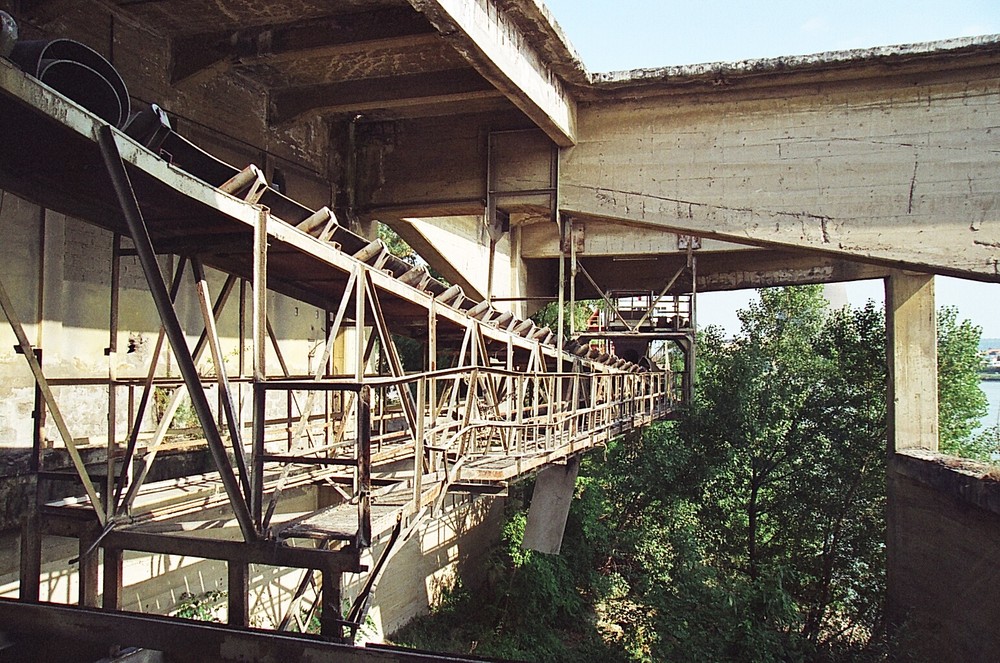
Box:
[0,56,641,371]
[1,54,677,550]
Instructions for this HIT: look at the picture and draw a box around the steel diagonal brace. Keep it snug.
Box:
[192,258,252,501]
[364,272,418,436]
[97,125,257,542]
[116,268,240,514]
[576,262,633,331]
[0,276,107,524]
[632,264,688,331]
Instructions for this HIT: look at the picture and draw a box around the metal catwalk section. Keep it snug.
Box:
[0,55,686,643]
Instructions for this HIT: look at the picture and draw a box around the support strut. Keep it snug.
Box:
[97,125,257,542]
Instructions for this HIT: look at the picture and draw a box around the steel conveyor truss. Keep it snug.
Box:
[0,54,682,641]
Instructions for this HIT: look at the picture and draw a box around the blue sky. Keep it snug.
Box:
[544,0,1000,337]
[544,0,1000,71]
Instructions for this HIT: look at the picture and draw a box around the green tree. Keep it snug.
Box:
[937,306,991,458]
[378,222,419,265]
[654,287,890,661]
[390,287,991,662]
[530,299,596,336]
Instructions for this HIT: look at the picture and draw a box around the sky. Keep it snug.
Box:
[543,0,1000,338]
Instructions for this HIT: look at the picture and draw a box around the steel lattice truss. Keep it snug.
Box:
[0,57,691,640]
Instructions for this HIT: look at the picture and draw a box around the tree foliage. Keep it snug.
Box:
[378,222,419,265]
[391,286,992,661]
[937,306,994,459]
[530,300,596,337]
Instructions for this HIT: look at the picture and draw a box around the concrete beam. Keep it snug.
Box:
[518,218,739,258]
[557,61,1000,281]
[570,252,889,295]
[408,0,577,146]
[170,7,439,85]
[270,69,502,124]
[356,53,1000,281]
[388,216,513,302]
[519,218,890,294]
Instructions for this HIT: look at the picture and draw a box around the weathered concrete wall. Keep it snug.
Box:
[357,55,1000,284]
[358,110,533,218]
[558,66,1000,279]
[887,450,1000,661]
[346,494,505,640]
[0,191,330,449]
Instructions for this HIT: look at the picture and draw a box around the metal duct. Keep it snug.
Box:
[10,39,130,128]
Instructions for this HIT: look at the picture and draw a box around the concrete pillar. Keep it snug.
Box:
[885,271,937,642]
[522,456,580,554]
[885,272,938,452]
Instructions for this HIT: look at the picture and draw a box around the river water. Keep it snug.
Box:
[981,380,1000,432]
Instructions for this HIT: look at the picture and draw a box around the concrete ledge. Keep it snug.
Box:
[891,448,1000,517]
[589,35,1000,90]
[887,448,1000,661]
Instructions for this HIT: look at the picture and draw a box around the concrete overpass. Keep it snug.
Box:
[0,0,997,660]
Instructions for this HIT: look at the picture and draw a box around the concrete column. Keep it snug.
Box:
[885,271,937,643]
[522,456,580,554]
[885,272,938,452]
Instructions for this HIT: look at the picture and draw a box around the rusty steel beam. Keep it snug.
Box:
[192,257,252,502]
[0,598,486,662]
[103,530,362,572]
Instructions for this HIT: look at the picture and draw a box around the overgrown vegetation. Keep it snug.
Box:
[937,306,996,459]
[391,286,995,661]
[172,589,226,622]
[530,300,596,334]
